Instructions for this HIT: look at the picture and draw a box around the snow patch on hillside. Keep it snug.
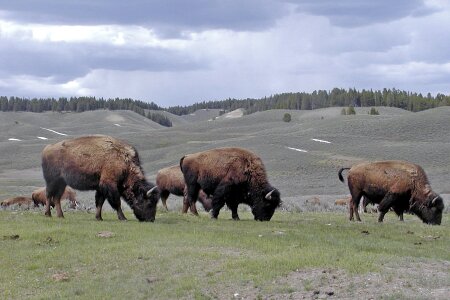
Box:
[40,127,67,136]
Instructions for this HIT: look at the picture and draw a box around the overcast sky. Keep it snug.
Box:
[1,0,449,107]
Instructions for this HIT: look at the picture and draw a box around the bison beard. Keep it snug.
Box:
[41,135,159,221]
[338,160,444,225]
[180,147,281,221]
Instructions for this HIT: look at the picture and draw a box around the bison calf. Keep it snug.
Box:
[180,147,281,221]
[1,196,34,207]
[338,160,444,225]
[32,187,78,209]
[156,165,212,214]
[41,135,159,221]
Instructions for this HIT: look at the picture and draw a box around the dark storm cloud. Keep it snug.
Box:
[0,0,289,35]
[0,39,204,83]
[293,0,437,27]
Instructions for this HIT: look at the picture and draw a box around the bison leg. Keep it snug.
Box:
[99,182,127,221]
[45,181,66,218]
[362,196,370,213]
[160,190,170,211]
[182,194,199,215]
[108,196,127,221]
[189,202,199,216]
[198,192,212,212]
[349,194,363,222]
[185,184,200,208]
[377,192,397,222]
[210,199,226,219]
[54,198,64,218]
[182,196,190,213]
[228,203,240,220]
[210,184,228,219]
[95,190,105,221]
[392,205,404,221]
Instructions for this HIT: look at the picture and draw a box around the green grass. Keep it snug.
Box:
[0,210,449,299]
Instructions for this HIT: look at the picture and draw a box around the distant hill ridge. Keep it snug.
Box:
[1,88,449,122]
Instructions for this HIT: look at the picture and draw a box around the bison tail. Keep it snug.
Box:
[179,155,186,172]
[338,167,351,183]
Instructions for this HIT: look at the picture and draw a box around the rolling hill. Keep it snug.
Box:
[1,106,449,212]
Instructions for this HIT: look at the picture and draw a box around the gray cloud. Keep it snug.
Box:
[0,0,290,36]
[0,38,206,83]
[1,0,449,105]
[293,0,436,27]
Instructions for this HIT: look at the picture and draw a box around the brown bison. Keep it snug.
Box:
[1,196,34,207]
[338,160,444,224]
[156,165,212,214]
[41,135,159,221]
[180,147,281,221]
[32,187,78,209]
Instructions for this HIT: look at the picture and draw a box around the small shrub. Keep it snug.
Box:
[341,108,347,115]
[346,105,356,115]
[283,113,292,122]
[369,107,380,115]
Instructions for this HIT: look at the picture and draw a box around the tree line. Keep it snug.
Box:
[0,96,172,127]
[167,88,450,115]
[1,88,449,124]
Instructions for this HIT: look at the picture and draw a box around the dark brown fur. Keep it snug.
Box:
[338,160,444,224]
[180,147,281,221]
[41,135,159,221]
[32,187,78,209]
[1,196,34,207]
[156,165,212,214]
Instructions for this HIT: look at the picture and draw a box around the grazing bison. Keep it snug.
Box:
[1,196,34,207]
[156,165,212,214]
[41,135,159,221]
[180,147,281,221]
[338,160,444,224]
[32,187,78,209]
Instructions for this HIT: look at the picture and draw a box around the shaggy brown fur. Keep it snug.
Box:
[32,187,78,209]
[1,196,34,207]
[41,135,159,221]
[156,165,212,214]
[338,160,444,224]
[180,147,281,221]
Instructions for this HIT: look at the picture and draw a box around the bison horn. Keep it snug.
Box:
[265,189,276,200]
[147,186,158,196]
[431,196,439,205]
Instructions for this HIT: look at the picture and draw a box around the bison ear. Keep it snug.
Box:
[265,189,276,200]
[147,186,158,196]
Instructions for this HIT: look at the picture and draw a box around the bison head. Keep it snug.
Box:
[412,194,444,225]
[129,181,160,222]
[252,188,281,221]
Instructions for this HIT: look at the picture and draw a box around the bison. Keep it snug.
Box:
[338,160,444,224]
[180,147,281,221]
[41,135,159,221]
[1,196,34,207]
[32,187,78,209]
[156,165,212,214]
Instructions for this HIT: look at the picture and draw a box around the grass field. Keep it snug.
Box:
[1,210,449,299]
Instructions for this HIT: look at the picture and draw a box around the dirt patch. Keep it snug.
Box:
[227,260,450,299]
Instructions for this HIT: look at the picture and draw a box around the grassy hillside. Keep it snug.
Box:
[1,107,449,211]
